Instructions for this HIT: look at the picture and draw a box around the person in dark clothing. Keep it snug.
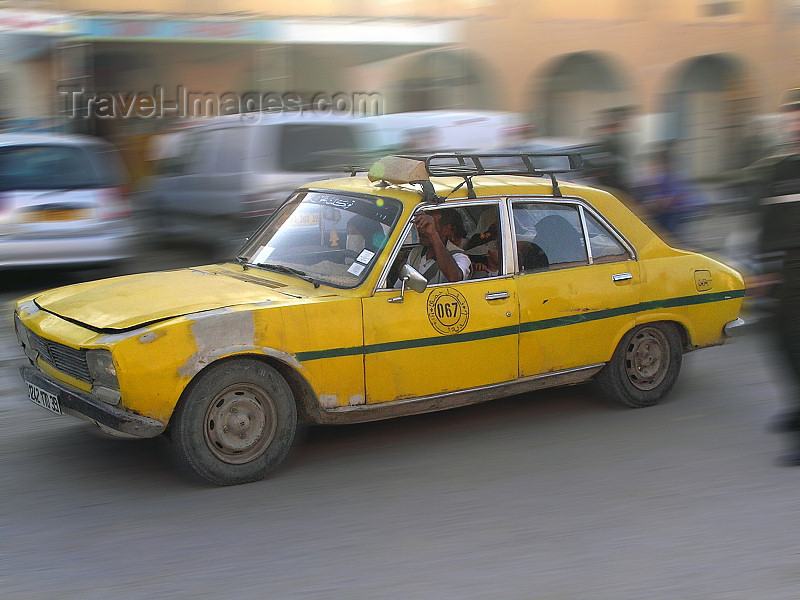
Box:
[750,89,800,464]
[595,106,635,195]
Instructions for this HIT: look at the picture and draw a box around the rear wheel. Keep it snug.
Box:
[170,358,297,485]
[596,322,683,408]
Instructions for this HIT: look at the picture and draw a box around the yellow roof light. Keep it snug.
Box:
[368,156,429,185]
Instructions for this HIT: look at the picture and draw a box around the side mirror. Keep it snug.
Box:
[388,264,427,303]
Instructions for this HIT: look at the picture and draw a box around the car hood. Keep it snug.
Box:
[33,266,298,331]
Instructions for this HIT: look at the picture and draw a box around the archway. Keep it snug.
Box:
[662,53,754,177]
[396,49,494,112]
[536,51,632,137]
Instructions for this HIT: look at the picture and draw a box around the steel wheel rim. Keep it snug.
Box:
[624,327,670,391]
[203,384,277,464]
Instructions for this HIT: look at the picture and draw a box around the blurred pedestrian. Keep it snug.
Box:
[749,89,800,464]
[595,106,635,195]
[638,142,695,242]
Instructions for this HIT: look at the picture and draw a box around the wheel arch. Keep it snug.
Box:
[168,351,321,430]
[635,316,692,351]
[601,317,692,365]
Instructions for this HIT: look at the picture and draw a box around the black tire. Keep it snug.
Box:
[170,358,297,485]
[596,322,683,408]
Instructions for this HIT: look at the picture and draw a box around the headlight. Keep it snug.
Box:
[14,314,38,362]
[86,350,119,389]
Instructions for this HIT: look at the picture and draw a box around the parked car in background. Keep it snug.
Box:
[0,133,133,270]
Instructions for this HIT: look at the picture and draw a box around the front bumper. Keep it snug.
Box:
[20,366,165,438]
[0,229,133,269]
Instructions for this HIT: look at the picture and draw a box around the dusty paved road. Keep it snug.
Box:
[1,242,798,600]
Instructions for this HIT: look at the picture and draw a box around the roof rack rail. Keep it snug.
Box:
[396,152,585,198]
[400,152,583,177]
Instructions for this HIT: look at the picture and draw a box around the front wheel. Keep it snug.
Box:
[596,322,683,408]
[170,358,297,485]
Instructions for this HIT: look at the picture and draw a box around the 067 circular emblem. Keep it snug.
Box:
[427,287,470,335]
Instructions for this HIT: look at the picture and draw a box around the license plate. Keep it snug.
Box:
[23,209,90,223]
[290,213,319,226]
[26,382,62,415]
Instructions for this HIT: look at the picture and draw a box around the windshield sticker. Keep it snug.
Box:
[427,287,470,335]
[252,246,275,264]
[347,262,366,276]
[310,195,356,210]
[356,249,375,264]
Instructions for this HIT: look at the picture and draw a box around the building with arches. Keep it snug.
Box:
[1,0,798,179]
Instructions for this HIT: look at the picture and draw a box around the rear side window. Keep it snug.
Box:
[276,124,358,171]
[0,145,101,190]
[513,202,588,271]
[584,210,632,263]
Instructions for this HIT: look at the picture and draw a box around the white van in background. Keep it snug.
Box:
[138,110,528,256]
[367,110,528,153]
[139,113,380,255]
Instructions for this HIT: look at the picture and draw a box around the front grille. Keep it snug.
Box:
[29,330,91,383]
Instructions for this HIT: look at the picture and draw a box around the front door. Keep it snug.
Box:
[362,201,519,403]
[363,279,519,403]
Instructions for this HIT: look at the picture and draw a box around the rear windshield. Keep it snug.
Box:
[0,144,123,191]
[275,124,359,172]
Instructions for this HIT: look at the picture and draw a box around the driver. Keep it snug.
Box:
[404,208,471,284]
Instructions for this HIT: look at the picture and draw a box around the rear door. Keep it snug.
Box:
[512,197,641,376]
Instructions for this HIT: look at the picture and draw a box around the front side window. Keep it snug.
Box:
[172,130,213,175]
[384,202,502,287]
[237,191,403,288]
[512,202,588,272]
[276,124,359,172]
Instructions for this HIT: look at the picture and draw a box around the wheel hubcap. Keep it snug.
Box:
[204,385,277,464]
[624,327,670,391]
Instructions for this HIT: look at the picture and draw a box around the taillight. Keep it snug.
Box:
[500,124,534,145]
[98,186,132,219]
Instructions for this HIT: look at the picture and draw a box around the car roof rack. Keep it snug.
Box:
[395,152,584,198]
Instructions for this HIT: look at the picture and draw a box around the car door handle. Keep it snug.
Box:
[485,291,510,301]
[612,272,633,282]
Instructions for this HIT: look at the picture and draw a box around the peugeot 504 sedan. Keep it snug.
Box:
[14,153,745,485]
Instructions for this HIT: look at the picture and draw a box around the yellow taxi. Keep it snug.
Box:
[14,153,745,485]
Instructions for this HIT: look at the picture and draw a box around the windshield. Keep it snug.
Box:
[237,191,403,288]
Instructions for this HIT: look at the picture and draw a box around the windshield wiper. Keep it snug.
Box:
[255,262,320,288]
